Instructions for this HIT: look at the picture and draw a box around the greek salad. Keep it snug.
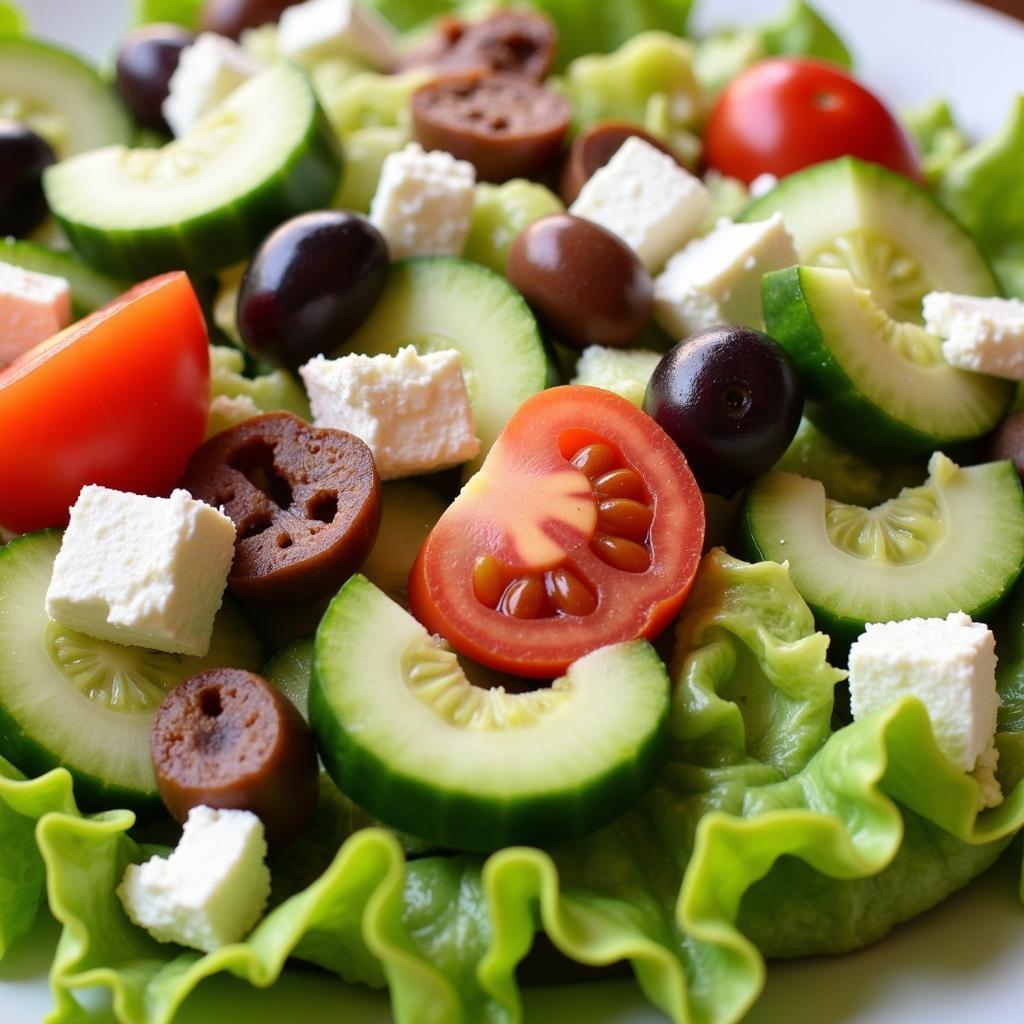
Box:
[1,0,1024,1022]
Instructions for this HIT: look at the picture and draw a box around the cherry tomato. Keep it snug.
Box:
[704,58,921,184]
[0,272,209,533]
[408,385,705,678]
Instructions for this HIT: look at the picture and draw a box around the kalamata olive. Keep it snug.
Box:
[201,0,301,39]
[559,122,683,205]
[644,326,804,496]
[115,24,196,133]
[507,214,653,350]
[237,210,389,370]
[986,410,1024,480]
[151,668,319,846]
[0,121,56,238]
[412,72,571,183]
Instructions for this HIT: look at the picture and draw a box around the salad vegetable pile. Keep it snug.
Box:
[2,0,1024,1021]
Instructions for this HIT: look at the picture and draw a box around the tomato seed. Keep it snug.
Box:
[597,498,653,541]
[499,576,548,618]
[546,568,597,616]
[593,467,644,500]
[570,443,618,479]
[473,554,507,608]
[590,533,651,573]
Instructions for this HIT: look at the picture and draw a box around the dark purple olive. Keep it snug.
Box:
[238,210,389,370]
[0,121,56,238]
[202,0,302,40]
[115,24,196,133]
[644,325,804,497]
[507,214,653,350]
[986,410,1024,480]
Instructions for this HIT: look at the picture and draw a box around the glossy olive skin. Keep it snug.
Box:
[115,24,195,133]
[238,210,389,370]
[202,0,300,39]
[986,410,1024,480]
[0,121,56,238]
[507,214,653,350]
[644,326,804,497]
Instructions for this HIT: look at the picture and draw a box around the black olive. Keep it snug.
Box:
[0,120,56,238]
[115,24,196,134]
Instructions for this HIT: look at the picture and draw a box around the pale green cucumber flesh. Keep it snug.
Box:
[740,157,999,322]
[0,38,132,157]
[310,575,670,852]
[43,62,342,277]
[339,258,548,466]
[0,531,262,813]
[763,265,1011,457]
[742,458,1024,648]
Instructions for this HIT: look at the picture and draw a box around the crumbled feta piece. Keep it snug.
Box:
[369,142,475,259]
[0,261,71,366]
[206,393,261,438]
[571,346,662,408]
[45,486,236,657]
[653,214,797,338]
[162,33,258,138]
[971,739,1003,810]
[118,807,270,953]
[569,136,710,272]
[749,172,779,199]
[278,0,398,71]
[923,291,1024,380]
[848,612,1001,785]
[300,346,479,479]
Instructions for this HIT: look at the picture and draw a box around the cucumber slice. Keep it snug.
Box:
[0,531,262,812]
[0,38,132,157]
[742,453,1024,649]
[0,238,128,317]
[740,157,998,322]
[44,62,342,278]
[340,258,548,465]
[763,265,1011,457]
[310,575,670,851]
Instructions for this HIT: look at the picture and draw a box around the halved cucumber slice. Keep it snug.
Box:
[742,453,1024,648]
[340,258,548,465]
[44,62,342,278]
[310,575,670,851]
[0,38,132,157]
[0,238,128,317]
[763,265,1012,457]
[0,531,262,812]
[740,157,998,322]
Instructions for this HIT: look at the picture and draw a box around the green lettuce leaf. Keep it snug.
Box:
[937,96,1024,299]
[11,549,1021,1024]
[901,98,968,185]
[0,0,26,35]
[132,0,203,29]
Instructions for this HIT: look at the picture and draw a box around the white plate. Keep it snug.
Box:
[4,1,1024,1021]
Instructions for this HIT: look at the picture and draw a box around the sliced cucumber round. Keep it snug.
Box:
[763,265,1012,457]
[0,238,128,318]
[0,38,132,158]
[0,531,262,813]
[740,157,999,322]
[339,258,548,466]
[310,575,670,852]
[742,454,1024,648]
[44,62,342,278]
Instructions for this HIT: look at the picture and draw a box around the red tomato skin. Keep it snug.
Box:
[0,272,209,533]
[408,385,706,679]
[705,58,921,184]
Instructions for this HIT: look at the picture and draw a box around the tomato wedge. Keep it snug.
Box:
[408,385,705,678]
[0,272,209,533]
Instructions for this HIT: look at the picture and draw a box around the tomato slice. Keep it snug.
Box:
[0,272,209,533]
[408,385,705,678]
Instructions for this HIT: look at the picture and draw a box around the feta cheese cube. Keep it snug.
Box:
[300,346,479,479]
[923,291,1024,380]
[118,806,270,953]
[0,261,71,366]
[653,214,798,338]
[45,486,236,657]
[278,0,398,71]
[569,136,710,272]
[848,612,1001,778]
[749,173,779,199]
[369,142,475,259]
[162,33,258,138]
